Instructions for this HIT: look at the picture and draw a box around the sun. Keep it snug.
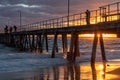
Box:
[97,34,100,37]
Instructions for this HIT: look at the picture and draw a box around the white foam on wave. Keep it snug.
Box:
[0,52,95,73]
[0,51,120,73]
[0,53,68,73]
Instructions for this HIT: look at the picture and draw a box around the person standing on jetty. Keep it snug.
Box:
[86,10,90,25]
[4,25,8,33]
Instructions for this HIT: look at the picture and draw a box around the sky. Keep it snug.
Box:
[0,0,119,28]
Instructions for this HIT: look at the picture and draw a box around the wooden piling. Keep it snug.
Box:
[67,32,74,62]
[62,34,68,53]
[10,34,14,47]
[23,35,26,51]
[45,34,49,52]
[41,34,45,52]
[26,35,29,50]
[35,35,39,51]
[38,34,43,53]
[28,35,32,51]
[34,35,38,51]
[62,34,65,53]
[91,33,98,65]
[32,34,35,51]
[20,35,24,51]
[17,35,20,48]
[99,33,106,62]
[14,35,17,48]
[73,33,80,61]
[67,32,80,62]
[55,36,58,53]
[24,35,28,51]
[51,33,58,58]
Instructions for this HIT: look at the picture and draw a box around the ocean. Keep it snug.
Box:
[0,37,120,80]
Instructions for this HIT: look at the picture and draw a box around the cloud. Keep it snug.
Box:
[0,3,43,8]
[0,0,119,28]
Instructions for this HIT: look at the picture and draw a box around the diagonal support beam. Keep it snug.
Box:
[99,33,106,63]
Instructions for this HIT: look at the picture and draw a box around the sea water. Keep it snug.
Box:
[0,37,120,80]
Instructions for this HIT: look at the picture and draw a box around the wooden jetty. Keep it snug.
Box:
[0,2,120,63]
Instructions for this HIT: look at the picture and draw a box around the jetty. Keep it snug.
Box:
[0,2,120,63]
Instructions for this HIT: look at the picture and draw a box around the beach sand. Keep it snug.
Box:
[0,61,120,80]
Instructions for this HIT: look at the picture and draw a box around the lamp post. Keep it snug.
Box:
[18,10,22,28]
[8,18,10,26]
[67,0,70,27]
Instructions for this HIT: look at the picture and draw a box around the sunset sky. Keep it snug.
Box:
[0,0,119,27]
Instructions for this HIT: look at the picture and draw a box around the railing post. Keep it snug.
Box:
[108,5,110,21]
[73,15,75,26]
[44,21,46,29]
[50,20,51,29]
[100,7,102,22]
[57,18,59,28]
[41,22,43,29]
[95,10,97,24]
[77,15,79,25]
[39,22,41,29]
[49,20,50,29]
[80,13,81,25]
[43,21,45,29]
[53,19,54,28]
[46,20,47,29]
[117,2,120,20]
[62,17,63,28]
[104,7,107,22]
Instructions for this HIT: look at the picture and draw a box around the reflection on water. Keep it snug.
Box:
[91,63,106,80]
[18,62,120,80]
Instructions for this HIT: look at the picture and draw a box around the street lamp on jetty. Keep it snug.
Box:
[68,0,70,27]
[18,10,22,28]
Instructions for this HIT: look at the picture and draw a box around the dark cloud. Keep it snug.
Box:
[0,0,119,27]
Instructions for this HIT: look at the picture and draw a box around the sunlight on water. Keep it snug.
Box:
[98,64,104,70]
[8,62,118,80]
[0,36,120,80]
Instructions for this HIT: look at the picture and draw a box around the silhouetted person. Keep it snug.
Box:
[4,25,8,33]
[86,10,90,25]
[13,25,17,32]
[9,27,13,33]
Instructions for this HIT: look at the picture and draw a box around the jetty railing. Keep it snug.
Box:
[1,2,120,33]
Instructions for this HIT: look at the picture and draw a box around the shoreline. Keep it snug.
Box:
[0,60,119,80]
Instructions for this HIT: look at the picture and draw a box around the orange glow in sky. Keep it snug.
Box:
[79,34,117,38]
[49,34,117,38]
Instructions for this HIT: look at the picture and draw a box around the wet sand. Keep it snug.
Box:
[0,61,120,80]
